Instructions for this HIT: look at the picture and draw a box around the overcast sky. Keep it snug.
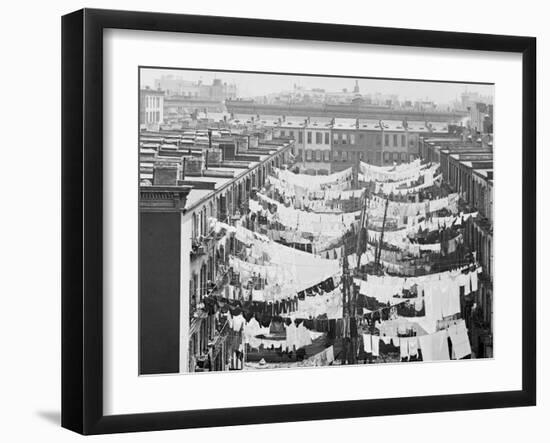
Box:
[140,68,494,105]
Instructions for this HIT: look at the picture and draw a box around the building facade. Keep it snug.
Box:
[331,118,360,172]
[301,117,332,174]
[139,127,294,374]
[140,88,165,131]
[432,143,494,358]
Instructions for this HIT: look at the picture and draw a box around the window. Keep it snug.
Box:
[315,150,322,161]
[384,151,390,162]
[298,131,303,144]
[334,150,340,160]
[350,134,355,144]
[280,130,285,137]
[401,152,407,161]
[342,134,348,145]
[323,150,330,161]
[192,213,198,240]
[376,134,382,147]
[315,132,322,144]
[306,150,312,161]
[307,131,312,144]
[297,149,303,161]
[289,130,294,138]
[324,132,330,144]
[333,133,339,144]
[384,134,389,147]
[401,135,406,146]
[342,151,348,161]
[393,152,399,161]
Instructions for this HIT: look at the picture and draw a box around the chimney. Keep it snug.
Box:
[220,143,236,161]
[249,135,259,149]
[153,161,180,186]
[181,156,203,176]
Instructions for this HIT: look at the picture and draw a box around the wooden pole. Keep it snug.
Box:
[376,197,390,270]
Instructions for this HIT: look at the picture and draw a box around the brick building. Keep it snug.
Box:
[139,127,294,374]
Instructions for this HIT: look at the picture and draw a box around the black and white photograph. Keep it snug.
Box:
[139,68,494,375]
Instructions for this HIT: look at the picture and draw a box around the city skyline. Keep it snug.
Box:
[140,68,494,106]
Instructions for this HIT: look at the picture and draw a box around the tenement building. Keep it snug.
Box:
[139,127,294,374]
[422,139,494,358]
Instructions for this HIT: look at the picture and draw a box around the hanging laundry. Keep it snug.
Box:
[407,337,419,358]
[400,338,410,360]
[371,336,380,357]
[471,269,479,292]
[418,330,450,361]
[296,322,313,348]
[363,334,372,353]
[232,314,246,332]
[448,320,472,359]
[284,321,298,352]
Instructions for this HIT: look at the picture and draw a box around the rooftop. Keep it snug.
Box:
[357,119,382,130]
[140,128,293,213]
[333,118,357,129]
[381,120,406,132]
[406,121,429,132]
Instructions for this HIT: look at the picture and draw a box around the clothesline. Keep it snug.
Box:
[363,318,471,361]
[360,159,425,182]
[274,166,354,189]
[267,174,363,202]
[368,193,459,218]
[256,199,357,226]
[369,164,441,195]
[362,212,477,249]
[362,298,414,316]
[211,218,343,293]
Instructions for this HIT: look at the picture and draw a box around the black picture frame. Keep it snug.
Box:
[61,8,537,435]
